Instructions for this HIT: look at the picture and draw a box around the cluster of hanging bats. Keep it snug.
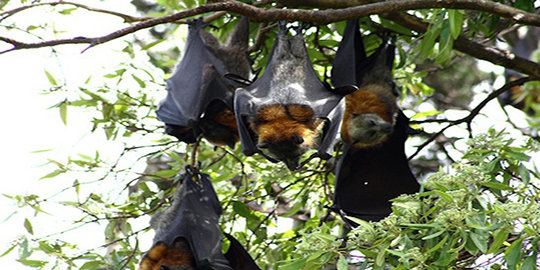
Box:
[140,17,422,270]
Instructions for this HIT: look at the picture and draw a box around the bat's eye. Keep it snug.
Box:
[293,135,304,144]
[368,119,376,127]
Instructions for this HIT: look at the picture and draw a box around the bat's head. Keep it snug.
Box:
[347,113,393,146]
[251,104,324,170]
[140,238,195,270]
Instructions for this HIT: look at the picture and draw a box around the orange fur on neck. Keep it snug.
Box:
[341,88,394,145]
[252,104,322,146]
[140,239,195,270]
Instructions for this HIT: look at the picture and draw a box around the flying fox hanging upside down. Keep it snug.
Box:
[139,169,261,270]
[332,20,399,148]
[156,17,252,148]
[233,23,355,170]
[330,19,420,224]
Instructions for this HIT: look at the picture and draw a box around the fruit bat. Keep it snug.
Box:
[332,19,400,148]
[330,20,419,225]
[233,24,356,170]
[156,17,252,148]
[139,168,231,269]
[224,233,261,270]
[139,168,260,270]
[332,111,420,224]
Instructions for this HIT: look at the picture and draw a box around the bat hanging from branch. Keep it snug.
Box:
[233,22,356,171]
[330,19,420,225]
[156,17,253,148]
[139,167,260,270]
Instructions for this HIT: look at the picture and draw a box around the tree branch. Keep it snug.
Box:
[0,1,152,23]
[408,77,537,160]
[1,0,539,54]
[386,12,540,78]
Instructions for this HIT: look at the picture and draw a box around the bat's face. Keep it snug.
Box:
[347,113,393,146]
[140,239,195,270]
[258,138,310,170]
[251,104,324,170]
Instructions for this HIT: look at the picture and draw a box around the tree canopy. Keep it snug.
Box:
[0,0,539,269]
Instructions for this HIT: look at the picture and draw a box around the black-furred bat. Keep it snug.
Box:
[332,19,400,148]
[156,17,252,148]
[330,20,420,224]
[234,24,355,170]
[140,168,260,270]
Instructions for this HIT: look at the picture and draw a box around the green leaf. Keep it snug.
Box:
[154,169,178,178]
[59,101,67,125]
[0,244,16,257]
[521,254,537,270]
[17,259,48,267]
[411,110,443,119]
[375,248,386,266]
[44,70,58,86]
[58,8,76,15]
[469,232,488,253]
[280,258,307,270]
[435,21,453,65]
[142,39,165,50]
[505,237,523,269]
[426,234,448,254]
[80,260,105,269]
[40,169,65,180]
[422,229,445,240]
[482,181,513,190]
[488,228,509,253]
[131,74,146,88]
[24,218,33,235]
[448,9,464,39]
[514,0,534,12]
[337,254,348,270]
[505,151,530,162]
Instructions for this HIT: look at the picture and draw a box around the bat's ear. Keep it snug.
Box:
[293,135,304,145]
[257,142,269,148]
[333,85,358,96]
[224,73,252,86]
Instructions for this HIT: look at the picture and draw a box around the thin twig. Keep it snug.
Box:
[408,77,537,160]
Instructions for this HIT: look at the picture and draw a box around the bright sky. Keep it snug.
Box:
[0,1,538,269]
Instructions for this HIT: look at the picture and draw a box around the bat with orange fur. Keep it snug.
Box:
[330,20,419,224]
[233,24,356,170]
[139,168,260,270]
[156,17,252,148]
[332,19,399,149]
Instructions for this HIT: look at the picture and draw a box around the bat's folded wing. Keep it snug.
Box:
[156,20,230,130]
[158,171,232,269]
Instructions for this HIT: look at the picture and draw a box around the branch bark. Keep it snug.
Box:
[1,0,539,77]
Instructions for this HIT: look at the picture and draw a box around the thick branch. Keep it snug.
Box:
[1,0,539,54]
[386,13,540,78]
